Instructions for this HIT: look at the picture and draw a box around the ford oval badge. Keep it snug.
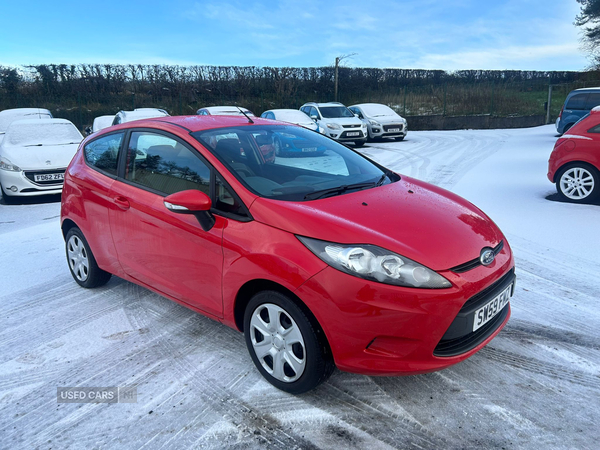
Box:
[480,248,495,266]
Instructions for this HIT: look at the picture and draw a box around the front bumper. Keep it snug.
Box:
[326,127,367,142]
[0,168,65,197]
[369,122,407,139]
[294,242,514,376]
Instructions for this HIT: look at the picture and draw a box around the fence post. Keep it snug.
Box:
[78,92,82,129]
[443,83,447,116]
[403,85,407,116]
[546,84,553,124]
[179,91,182,115]
[490,82,494,115]
[132,93,135,110]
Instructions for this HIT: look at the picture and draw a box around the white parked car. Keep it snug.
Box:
[349,103,408,141]
[196,106,255,116]
[0,108,53,145]
[300,102,367,146]
[0,118,82,202]
[260,109,321,132]
[112,109,170,125]
[92,115,116,133]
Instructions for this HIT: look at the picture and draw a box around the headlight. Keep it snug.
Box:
[298,236,451,289]
[369,120,381,127]
[0,157,21,172]
[326,123,341,130]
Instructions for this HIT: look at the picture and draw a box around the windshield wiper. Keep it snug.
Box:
[304,181,377,200]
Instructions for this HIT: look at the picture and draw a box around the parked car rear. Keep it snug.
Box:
[548,106,600,203]
[556,87,600,135]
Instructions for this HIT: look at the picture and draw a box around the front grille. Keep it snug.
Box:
[383,124,404,132]
[342,124,361,129]
[433,268,515,357]
[450,241,504,273]
[24,168,66,186]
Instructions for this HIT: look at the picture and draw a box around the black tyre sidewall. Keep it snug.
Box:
[243,290,331,394]
[65,228,111,288]
[555,163,600,203]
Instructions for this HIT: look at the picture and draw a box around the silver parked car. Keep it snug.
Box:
[349,103,407,141]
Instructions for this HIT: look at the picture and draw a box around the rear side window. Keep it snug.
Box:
[585,93,600,109]
[84,132,124,176]
[566,94,587,110]
[125,131,210,196]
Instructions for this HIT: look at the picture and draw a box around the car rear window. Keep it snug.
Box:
[585,93,600,110]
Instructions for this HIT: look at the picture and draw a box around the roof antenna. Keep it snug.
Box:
[237,106,254,124]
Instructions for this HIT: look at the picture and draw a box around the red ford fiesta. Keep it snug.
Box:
[61,115,515,394]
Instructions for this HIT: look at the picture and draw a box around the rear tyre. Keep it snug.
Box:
[244,290,334,394]
[65,228,112,288]
[556,163,599,203]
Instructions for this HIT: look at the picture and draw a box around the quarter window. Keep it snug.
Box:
[125,132,210,195]
[84,132,124,176]
[566,94,587,110]
[585,93,600,109]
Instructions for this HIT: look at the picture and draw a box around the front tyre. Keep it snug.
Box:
[353,139,366,147]
[244,291,334,394]
[65,228,112,288]
[556,163,599,203]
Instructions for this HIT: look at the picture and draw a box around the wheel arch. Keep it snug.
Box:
[554,160,599,182]
[61,218,79,241]
[233,278,333,357]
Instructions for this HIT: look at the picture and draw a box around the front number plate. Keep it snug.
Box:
[34,173,64,182]
[473,284,512,332]
[388,128,400,132]
[347,132,360,137]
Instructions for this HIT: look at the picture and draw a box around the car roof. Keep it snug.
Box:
[572,87,600,93]
[199,106,253,114]
[0,108,52,117]
[98,115,278,134]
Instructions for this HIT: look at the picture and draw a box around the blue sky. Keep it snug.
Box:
[0,0,589,71]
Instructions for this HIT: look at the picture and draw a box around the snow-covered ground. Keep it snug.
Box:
[1,125,598,449]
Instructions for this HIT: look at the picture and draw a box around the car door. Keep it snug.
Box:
[108,129,225,317]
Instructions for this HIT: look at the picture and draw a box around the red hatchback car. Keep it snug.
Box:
[61,115,515,394]
[548,108,600,203]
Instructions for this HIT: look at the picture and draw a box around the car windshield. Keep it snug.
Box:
[360,104,398,117]
[319,106,355,119]
[4,121,83,147]
[192,125,397,201]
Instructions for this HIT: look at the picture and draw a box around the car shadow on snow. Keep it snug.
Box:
[545,192,600,206]
[0,193,62,206]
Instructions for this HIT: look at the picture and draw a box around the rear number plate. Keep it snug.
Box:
[34,173,64,182]
[347,132,360,137]
[473,284,512,331]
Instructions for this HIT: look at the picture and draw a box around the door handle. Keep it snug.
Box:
[113,196,130,210]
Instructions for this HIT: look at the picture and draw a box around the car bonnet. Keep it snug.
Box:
[249,175,504,272]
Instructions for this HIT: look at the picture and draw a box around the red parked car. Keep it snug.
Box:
[61,115,515,394]
[548,108,600,203]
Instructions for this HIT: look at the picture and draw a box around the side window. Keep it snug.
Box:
[566,94,587,110]
[84,132,124,176]
[585,93,600,109]
[588,124,600,133]
[309,107,319,119]
[215,175,248,217]
[125,132,210,196]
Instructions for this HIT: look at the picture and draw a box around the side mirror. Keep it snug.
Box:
[310,114,318,121]
[164,190,215,231]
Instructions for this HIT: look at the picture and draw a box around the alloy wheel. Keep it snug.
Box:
[559,167,595,200]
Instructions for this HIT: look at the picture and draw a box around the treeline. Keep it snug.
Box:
[1,64,599,128]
